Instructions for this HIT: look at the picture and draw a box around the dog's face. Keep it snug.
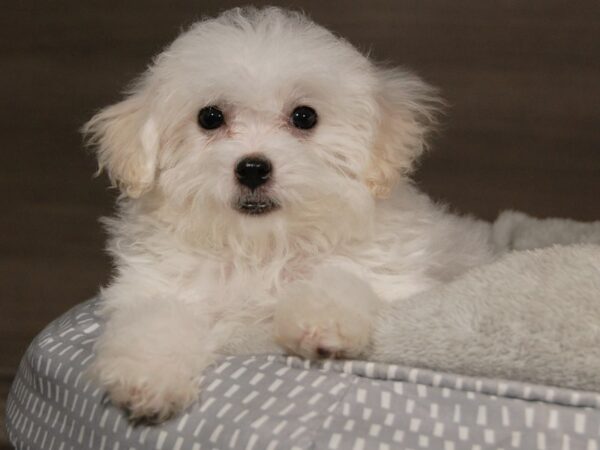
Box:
[85,8,437,246]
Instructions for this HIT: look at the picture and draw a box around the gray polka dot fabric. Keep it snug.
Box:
[6,299,600,450]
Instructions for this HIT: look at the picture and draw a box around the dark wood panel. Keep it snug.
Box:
[0,373,11,449]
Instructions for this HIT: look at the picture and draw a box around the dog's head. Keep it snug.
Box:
[84,8,439,247]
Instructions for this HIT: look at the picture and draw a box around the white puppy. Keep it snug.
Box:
[84,7,495,420]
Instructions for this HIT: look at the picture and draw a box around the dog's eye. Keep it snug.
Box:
[291,106,318,130]
[198,106,225,130]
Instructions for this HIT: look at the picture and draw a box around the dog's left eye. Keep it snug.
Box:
[291,106,318,130]
[198,106,225,130]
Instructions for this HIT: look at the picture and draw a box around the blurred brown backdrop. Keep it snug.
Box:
[2,1,599,446]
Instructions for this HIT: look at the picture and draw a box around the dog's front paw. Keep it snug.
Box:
[90,352,202,421]
[274,268,381,360]
[90,299,214,421]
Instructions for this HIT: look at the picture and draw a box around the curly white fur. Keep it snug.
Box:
[84,7,496,419]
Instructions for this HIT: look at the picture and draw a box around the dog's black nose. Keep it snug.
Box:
[235,156,272,190]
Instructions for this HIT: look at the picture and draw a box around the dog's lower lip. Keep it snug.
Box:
[236,199,279,215]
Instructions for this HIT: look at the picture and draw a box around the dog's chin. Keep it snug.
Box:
[234,194,280,216]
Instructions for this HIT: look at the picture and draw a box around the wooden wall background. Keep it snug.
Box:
[2,1,599,446]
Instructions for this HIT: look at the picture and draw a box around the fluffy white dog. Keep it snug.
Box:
[84,7,496,420]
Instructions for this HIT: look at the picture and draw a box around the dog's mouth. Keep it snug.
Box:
[234,194,280,216]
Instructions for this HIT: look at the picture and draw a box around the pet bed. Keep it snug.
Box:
[6,298,600,450]
[8,212,600,449]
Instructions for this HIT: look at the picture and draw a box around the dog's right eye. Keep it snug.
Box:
[198,106,225,130]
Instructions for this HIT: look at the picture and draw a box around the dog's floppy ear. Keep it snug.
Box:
[83,92,159,198]
[364,68,441,198]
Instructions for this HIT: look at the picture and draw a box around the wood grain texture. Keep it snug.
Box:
[2,2,599,445]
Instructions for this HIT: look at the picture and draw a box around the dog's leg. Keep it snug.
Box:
[218,320,283,356]
[274,267,383,360]
[89,298,215,421]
